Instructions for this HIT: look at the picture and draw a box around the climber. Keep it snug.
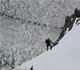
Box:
[45,38,53,51]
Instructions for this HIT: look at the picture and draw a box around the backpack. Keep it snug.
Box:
[45,39,48,43]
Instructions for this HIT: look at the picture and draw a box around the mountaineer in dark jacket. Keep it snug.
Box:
[45,38,53,51]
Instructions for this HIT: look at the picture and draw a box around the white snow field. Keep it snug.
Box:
[16,23,80,70]
[1,0,80,67]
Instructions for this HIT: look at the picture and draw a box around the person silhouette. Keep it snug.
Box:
[45,38,53,51]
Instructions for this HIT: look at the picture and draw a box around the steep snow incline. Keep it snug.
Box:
[16,24,80,70]
[1,0,80,67]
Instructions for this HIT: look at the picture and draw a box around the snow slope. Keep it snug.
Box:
[17,23,80,70]
[1,0,80,67]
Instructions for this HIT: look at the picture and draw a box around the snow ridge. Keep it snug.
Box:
[18,23,80,70]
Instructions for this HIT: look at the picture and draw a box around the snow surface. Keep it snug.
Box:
[1,0,80,66]
[1,0,80,69]
[16,23,80,70]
